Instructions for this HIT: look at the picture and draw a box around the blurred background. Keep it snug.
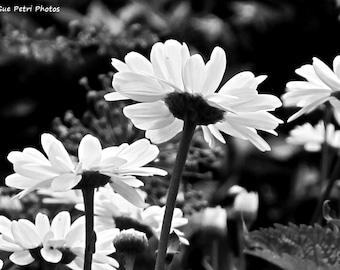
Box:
[1,0,340,233]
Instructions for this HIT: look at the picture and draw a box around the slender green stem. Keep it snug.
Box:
[124,254,136,270]
[235,213,246,270]
[310,106,332,224]
[154,119,197,270]
[82,187,96,270]
[211,239,219,270]
[311,154,340,224]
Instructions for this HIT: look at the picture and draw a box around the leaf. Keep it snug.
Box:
[245,223,340,270]
[245,249,338,270]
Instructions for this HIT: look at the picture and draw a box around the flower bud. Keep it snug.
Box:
[113,229,148,256]
[233,191,259,226]
[200,206,227,236]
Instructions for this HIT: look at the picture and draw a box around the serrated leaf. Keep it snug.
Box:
[245,223,340,270]
[245,249,338,270]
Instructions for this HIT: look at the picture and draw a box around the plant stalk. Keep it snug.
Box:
[82,187,96,270]
[310,105,332,224]
[154,118,197,270]
[311,154,340,224]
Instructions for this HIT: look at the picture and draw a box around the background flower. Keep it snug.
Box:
[282,56,340,122]
[0,211,119,269]
[287,121,340,151]
[106,39,282,151]
[76,185,189,244]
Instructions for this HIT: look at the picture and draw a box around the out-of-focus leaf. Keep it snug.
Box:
[245,223,340,270]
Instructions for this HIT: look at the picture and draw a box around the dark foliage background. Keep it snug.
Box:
[1,0,340,248]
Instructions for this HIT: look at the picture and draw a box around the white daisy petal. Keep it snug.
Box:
[295,64,325,86]
[113,72,168,102]
[48,143,74,172]
[111,58,129,72]
[125,112,175,130]
[226,111,282,133]
[287,95,331,122]
[146,119,184,144]
[124,52,153,74]
[201,46,226,95]
[164,40,186,88]
[151,42,167,79]
[10,250,35,265]
[41,134,73,167]
[51,173,82,192]
[0,236,22,252]
[40,247,62,263]
[229,125,271,151]
[333,55,340,79]
[35,213,51,242]
[207,124,226,143]
[202,126,217,148]
[5,174,43,189]
[219,71,257,94]
[78,134,102,170]
[183,54,206,94]
[110,180,145,208]
[104,91,130,101]
[51,211,71,239]
[12,220,41,249]
[313,57,340,90]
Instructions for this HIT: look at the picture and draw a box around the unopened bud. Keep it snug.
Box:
[201,206,227,236]
[114,229,148,255]
[233,191,259,225]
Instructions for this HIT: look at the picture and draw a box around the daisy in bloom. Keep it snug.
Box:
[142,205,189,245]
[0,211,119,269]
[282,55,340,122]
[77,185,189,244]
[5,133,167,206]
[286,121,340,151]
[105,39,282,151]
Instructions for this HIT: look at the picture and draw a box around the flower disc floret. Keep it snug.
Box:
[164,92,225,124]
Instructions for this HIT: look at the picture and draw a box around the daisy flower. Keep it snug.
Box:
[0,211,119,270]
[286,121,340,151]
[139,205,189,245]
[282,55,340,122]
[105,39,282,151]
[77,186,189,244]
[5,133,167,206]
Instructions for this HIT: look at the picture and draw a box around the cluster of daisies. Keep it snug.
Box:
[0,39,339,269]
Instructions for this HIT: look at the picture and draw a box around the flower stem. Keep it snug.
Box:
[311,154,340,224]
[310,106,332,224]
[82,187,96,270]
[235,213,246,270]
[154,119,197,270]
[124,254,136,270]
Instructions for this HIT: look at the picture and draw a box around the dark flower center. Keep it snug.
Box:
[73,171,111,189]
[164,92,225,125]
